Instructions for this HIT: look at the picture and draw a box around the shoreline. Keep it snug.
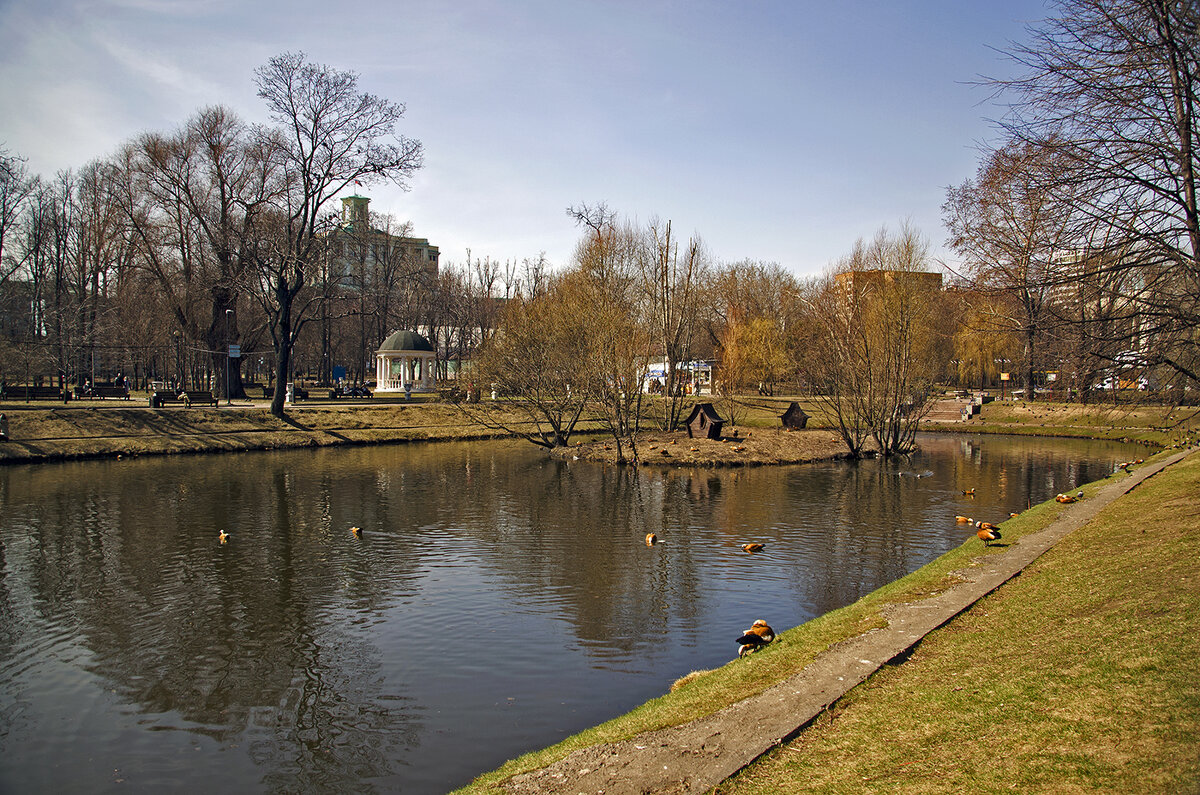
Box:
[0,401,860,468]
[0,401,533,466]
[4,397,1180,469]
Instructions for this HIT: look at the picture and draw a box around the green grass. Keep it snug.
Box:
[956,400,1200,449]
[716,451,1200,794]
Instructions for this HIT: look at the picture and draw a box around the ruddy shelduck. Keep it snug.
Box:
[736,620,775,657]
[975,521,1002,546]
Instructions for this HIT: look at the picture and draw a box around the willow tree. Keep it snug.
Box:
[469,283,591,449]
[706,261,800,424]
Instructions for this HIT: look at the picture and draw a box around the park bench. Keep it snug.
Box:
[74,385,130,400]
[151,390,218,408]
[2,385,70,402]
[242,382,273,398]
[329,385,372,399]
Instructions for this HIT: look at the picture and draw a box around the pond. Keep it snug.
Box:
[0,432,1142,793]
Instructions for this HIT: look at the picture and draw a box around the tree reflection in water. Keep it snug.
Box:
[0,433,1141,793]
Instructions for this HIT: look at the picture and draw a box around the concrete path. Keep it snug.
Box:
[499,448,1195,794]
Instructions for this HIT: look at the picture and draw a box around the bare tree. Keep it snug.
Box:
[802,225,944,457]
[638,218,704,430]
[992,0,1200,387]
[944,140,1075,399]
[567,208,648,463]
[252,52,423,416]
[118,106,278,398]
[0,148,39,286]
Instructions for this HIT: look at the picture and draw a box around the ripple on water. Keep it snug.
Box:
[0,434,1146,794]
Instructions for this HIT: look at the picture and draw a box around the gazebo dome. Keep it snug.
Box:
[377,330,434,353]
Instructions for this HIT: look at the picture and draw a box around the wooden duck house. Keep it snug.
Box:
[685,403,725,439]
[781,402,809,430]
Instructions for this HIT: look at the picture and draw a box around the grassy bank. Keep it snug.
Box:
[944,399,1199,449]
[456,448,1200,793]
[0,400,608,464]
[717,449,1200,794]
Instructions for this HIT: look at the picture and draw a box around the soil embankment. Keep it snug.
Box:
[555,428,849,467]
[0,402,513,464]
[0,402,856,468]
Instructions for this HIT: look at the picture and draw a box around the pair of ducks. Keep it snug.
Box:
[645,533,763,554]
[219,525,363,544]
[954,515,1002,545]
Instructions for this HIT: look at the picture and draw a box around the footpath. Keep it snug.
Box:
[497,448,1196,794]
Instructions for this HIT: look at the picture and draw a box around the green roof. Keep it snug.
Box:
[377,330,433,352]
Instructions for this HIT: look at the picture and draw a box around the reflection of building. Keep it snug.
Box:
[331,195,439,282]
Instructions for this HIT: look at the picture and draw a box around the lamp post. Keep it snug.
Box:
[173,331,181,390]
[225,309,233,406]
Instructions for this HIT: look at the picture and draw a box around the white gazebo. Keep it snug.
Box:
[374,330,436,393]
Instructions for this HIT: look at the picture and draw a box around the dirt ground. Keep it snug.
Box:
[554,427,850,467]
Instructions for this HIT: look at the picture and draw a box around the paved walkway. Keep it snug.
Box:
[500,448,1195,794]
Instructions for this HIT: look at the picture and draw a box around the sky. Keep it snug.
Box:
[0,0,1050,278]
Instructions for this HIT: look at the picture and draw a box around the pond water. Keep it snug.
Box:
[0,433,1142,793]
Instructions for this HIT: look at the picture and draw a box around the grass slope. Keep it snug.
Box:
[718,451,1200,794]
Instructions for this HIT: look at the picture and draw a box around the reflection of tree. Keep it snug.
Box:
[456,459,711,662]
[6,455,425,787]
[0,435,1142,789]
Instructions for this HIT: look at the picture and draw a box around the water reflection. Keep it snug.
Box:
[0,433,1142,793]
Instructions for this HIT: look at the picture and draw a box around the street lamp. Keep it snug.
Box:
[173,330,182,390]
[225,309,233,406]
